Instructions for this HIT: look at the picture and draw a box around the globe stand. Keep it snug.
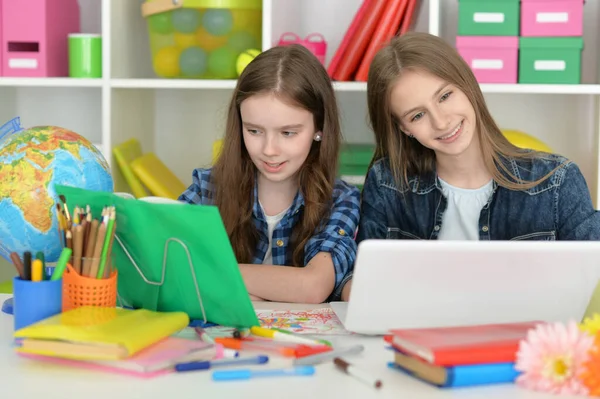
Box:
[1,297,13,315]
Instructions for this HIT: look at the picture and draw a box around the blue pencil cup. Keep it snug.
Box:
[13,276,62,331]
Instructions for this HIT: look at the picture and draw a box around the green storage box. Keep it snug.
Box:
[338,144,375,190]
[458,0,520,36]
[519,37,583,84]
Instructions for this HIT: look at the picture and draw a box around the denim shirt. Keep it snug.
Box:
[357,154,600,243]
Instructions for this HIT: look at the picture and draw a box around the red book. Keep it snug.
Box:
[332,0,387,81]
[389,321,541,366]
[398,0,418,35]
[327,0,372,78]
[354,0,409,82]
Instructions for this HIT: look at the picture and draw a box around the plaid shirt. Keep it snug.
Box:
[178,168,360,301]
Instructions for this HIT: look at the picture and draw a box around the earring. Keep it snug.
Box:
[314,134,322,142]
[401,129,414,138]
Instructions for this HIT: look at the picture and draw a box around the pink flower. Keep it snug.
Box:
[515,321,594,396]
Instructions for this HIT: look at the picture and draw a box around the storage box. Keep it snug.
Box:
[142,0,262,79]
[456,36,519,84]
[521,0,584,37]
[1,0,80,77]
[0,2,2,76]
[518,37,583,84]
[338,144,375,190]
[458,0,520,36]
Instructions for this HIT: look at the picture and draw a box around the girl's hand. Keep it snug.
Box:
[249,294,265,301]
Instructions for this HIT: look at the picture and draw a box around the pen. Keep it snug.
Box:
[212,365,315,381]
[195,327,239,358]
[294,344,364,365]
[272,328,332,347]
[50,247,72,280]
[175,355,269,372]
[23,251,32,281]
[215,337,298,357]
[35,251,46,280]
[31,259,43,282]
[250,326,326,346]
[334,357,382,389]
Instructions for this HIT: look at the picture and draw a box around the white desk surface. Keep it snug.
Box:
[0,294,580,399]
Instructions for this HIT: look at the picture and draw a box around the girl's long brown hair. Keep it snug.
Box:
[210,44,342,266]
[367,32,555,190]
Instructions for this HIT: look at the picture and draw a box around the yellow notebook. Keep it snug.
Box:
[130,152,186,200]
[14,307,189,361]
[112,138,149,199]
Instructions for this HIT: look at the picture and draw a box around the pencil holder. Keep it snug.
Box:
[62,262,117,312]
[13,276,62,331]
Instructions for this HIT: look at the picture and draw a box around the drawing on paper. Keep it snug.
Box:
[255,308,350,335]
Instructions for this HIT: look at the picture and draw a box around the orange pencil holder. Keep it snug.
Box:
[62,263,118,312]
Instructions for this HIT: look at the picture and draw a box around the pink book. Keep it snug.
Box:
[19,337,223,378]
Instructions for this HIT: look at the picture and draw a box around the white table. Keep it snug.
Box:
[0,294,577,399]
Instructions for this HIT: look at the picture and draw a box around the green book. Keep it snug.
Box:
[53,185,259,329]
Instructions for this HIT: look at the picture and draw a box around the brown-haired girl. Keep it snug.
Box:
[341,32,600,301]
[180,44,360,304]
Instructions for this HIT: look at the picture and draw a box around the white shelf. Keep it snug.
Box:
[110,79,237,90]
[2,0,600,208]
[4,77,600,95]
[480,84,600,95]
[0,77,102,87]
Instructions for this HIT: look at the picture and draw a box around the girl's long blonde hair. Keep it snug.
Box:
[210,44,342,266]
[367,32,553,190]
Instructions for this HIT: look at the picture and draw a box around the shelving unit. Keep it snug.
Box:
[2,0,600,207]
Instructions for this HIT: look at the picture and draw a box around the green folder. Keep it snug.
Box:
[54,185,259,329]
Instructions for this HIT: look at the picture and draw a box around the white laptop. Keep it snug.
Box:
[332,240,600,335]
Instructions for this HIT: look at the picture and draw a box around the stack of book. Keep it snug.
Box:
[385,321,541,388]
[328,0,420,82]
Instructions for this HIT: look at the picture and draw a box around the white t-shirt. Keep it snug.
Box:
[437,178,494,240]
[260,203,290,265]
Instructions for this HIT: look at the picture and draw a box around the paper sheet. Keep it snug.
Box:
[255,308,350,335]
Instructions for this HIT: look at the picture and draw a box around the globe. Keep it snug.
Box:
[0,122,114,263]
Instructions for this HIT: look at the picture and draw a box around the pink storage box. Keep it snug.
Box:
[0,1,2,76]
[456,36,519,84]
[1,0,80,77]
[277,33,327,64]
[520,0,584,37]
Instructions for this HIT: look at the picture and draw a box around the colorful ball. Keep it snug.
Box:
[180,46,208,77]
[208,46,238,79]
[227,31,259,53]
[196,26,228,51]
[202,9,233,36]
[174,32,197,48]
[153,46,181,78]
[236,48,260,76]
[148,12,173,34]
[172,8,201,34]
[231,9,258,32]
[151,33,176,51]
